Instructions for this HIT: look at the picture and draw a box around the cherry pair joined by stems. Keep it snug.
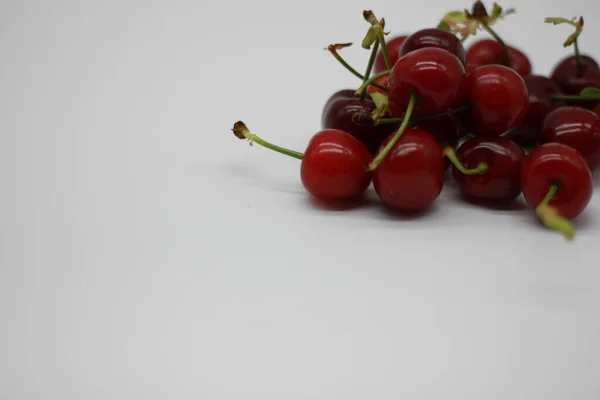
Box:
[521,143,593,240]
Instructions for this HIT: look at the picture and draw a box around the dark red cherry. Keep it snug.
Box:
[551,55,600,110]
[399,28,466,66]
[388,47,466,117]
[321,89,397,154]
[374,34,408,74]
[372,128,445,212]
[409,114,466,145]
[366,75,389,94]
[300,129,372,202]
[466,39,532,78]
[451,137,524,201]
[594,103,600,115]
[521,143,593,219]
[504,75,565,147]
[462,64,528,137]
[539,106,600,171]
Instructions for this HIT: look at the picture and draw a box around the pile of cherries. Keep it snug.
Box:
[232,2,600,240]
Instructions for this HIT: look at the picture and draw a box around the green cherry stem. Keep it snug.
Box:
[326,44,388,92]
[483,24,509,66]
[361,39,380,99]
[355,70,391,96]
[442,147,488,175]
[573,38,583,74]
[535,184,575,240]
[550,94,600,101]
[374,104,470,125]
[231,121,303,160]
[367,91,417,171]
[377,31,392,70]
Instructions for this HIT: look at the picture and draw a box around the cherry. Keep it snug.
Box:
[366,75,389,95]
[461,64,528,137]
[521,142,593,239]
[387,47,466,117]
[539,106,600,171]
[399,28,466,66]
[321,89,397,154]
[550,55,600,110]
[445,137,524,202]
[408,114,466,146]
[373,34,408,74]
[372,128,445,212]
[300,129,372,202]
[504,75,565,147]
[594,103,600,115]
[466,39,532,78]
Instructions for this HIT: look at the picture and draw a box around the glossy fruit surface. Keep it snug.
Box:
[321,89,397,154]
[372,129,444,211]
[521,143,593,219]
[462,64,528,137]
[300,129,372,202]
[452,137,525,201]
[539,106,600,171]
[466,39,532,77]
[374,35,408,74]
[504,75,565,146]
[399,28,466,65]
[388,47,466,117]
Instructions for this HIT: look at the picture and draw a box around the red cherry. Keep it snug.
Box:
[374,35,408,74]
[409,114,466,145]
[450,137,524,202]
[594,103,600,115]
[321,89,397,154]
[466,39,532,78]
[388,47,466,117]
[399,28,466,65]
[366,75,389,95]
[300,129,372,202]
[521,143,593,220]
[539,106,600,171]
[372,129,444,212]
[504,75,565,147]
[462,64,528,137]
[551,55,600,110]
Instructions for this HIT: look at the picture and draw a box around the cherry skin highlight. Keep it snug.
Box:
[504,75,565,147]
[466,39,532,78]
[372,128,445,212]
[374,34,408,74]
[321,89,397,154]
[300,129,372,203]
[462,64,529,137]
[539,106,600,171]
[521,143,593,220]
[452,137,525,202]
[399,28,466,66]
[388,47,466,117]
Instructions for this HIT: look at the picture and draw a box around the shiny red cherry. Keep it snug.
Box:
[300,129,372,202]
[372,129,444,212]
[466,39,532,78]
[504,75,565,146]
[321,89,397,154]
[388,47,466,117]
[366,75,389,95]
[399,28,466,65]
[462,64,528,137]
[374,34,408,74]
[451,137,524,201]
[539,106,600,171]
[521,143,593,220]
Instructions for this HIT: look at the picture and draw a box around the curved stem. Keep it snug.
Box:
[534,184,575,240]
[443,147,488,175]
[374,104,470,125]
[483,24,509,66]
[361,39,380,100]
[368,91,417,171]
[574,39,583,75]
[327,47,388,92]
[355,70,391,97]
[377,32,392,70]
[231,121,303,160]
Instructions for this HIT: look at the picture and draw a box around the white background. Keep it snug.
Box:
[1,0,600,398]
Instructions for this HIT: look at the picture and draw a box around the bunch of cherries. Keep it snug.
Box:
[232,2,600,240]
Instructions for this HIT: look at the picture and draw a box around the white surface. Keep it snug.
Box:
[1,0,600,399]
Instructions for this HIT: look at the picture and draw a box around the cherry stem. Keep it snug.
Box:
[574,39,584,75]
[355,70,391,96]
[327,45,388,92]
[231,121,303,160]
[550,94,600,100]
[442,147,488,175]
[361,39,380,100]
[367,91,417,171]
[535,184,575,240]
[374,104,470,125]
[378,32,392,70]
[483,24,509,66]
